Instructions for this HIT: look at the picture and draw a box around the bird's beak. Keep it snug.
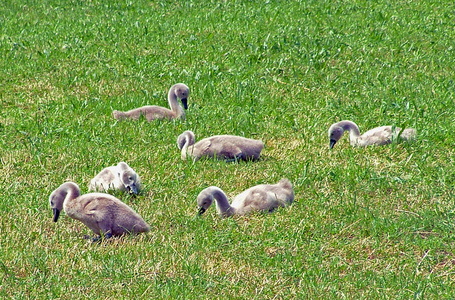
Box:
[330,139,337,149]
[181,98,188,110]
[53,208,60,222]
[127,185,138,194]
[198,207,206,215]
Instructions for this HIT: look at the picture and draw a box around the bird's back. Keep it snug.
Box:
[200,135,264,160]
[231,180,293,215]
[358,126,415,146]
[90,166,119,191]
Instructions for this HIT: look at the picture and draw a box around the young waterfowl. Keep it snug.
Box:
[177,130,264,162]
[49,182,150,239]
[112,83,189,121]
[89,162,141,194]
[328,120,417,148]
[197,179,294,218]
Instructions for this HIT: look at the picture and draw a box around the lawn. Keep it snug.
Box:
[1,0,455,298]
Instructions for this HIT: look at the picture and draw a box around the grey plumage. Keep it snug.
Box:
[177,130,264,162]
[49,182,150,239]
[113,83,189,121]
[197,179,294,218]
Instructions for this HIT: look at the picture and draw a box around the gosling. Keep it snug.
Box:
[113,83,189,121]
[49,182,150,240]
[328,120,417,148]
[197,179,294,218]
[89,162,141,194]
[177,130,264,162]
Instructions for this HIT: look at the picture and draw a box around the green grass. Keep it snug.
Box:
[1,0,455,298]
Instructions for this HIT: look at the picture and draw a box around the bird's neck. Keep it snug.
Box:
[60,183,81,209]
[339,120,361,140]
[181,145,188,160]
[168,87,185,118]
[180,132,195,160]
[212,188,235,217]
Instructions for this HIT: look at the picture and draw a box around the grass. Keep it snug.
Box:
[1,0,455,298]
